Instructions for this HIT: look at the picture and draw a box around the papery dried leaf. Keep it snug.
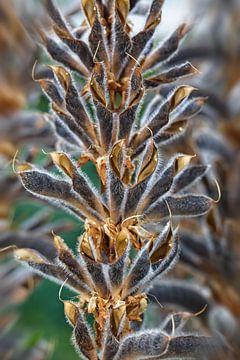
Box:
[144,0,164,30]
[137,139,158,183]
[143,23,190,71]
[110,140,124,178]
[174,154,193,174]
[150,230,179,280]
[16,163,33,172]
[116,229,130,258]
[116,0,130,24]
[127,66,144,108]
[149,222,173,264]
[15,248,46,264]
[49,65,70,90]
[73,309,99,360]
[90,62,106,106]
[50,152,74,177]
[170,85,196,110]
[81,0,96,27]
[111,300,127,337]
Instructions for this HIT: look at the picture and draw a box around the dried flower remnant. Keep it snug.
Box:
[13,0,222,359]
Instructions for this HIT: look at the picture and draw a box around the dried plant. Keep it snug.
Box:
[11,0,227,358]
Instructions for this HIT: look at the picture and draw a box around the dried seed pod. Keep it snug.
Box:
[73,309,99,360]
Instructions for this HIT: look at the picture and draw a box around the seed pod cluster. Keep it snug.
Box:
[14,0,224,358]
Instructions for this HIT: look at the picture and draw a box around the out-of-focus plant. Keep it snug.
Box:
[10,0,228,359]
[149,1,240,358]
[0,2,75,358]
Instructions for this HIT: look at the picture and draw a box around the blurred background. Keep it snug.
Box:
[0,0,240,359]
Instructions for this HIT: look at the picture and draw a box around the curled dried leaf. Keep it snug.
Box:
[81,0,96,27]
[110,140,125,178]
[170,86,196,110]
[50,152,74,178]
[174,154,194,176]
[150,223,173,264]
[64,301,79,327]
[90,63,106,106]
[112,300,127,337]
[116,0,130,24]
[116,228,129,258]
[137,140,158,183]
[49,65,70,91]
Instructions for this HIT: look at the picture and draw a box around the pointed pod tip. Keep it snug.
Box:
[53,232,66,252]
[16,163,33,174]
[180,23,193,35]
